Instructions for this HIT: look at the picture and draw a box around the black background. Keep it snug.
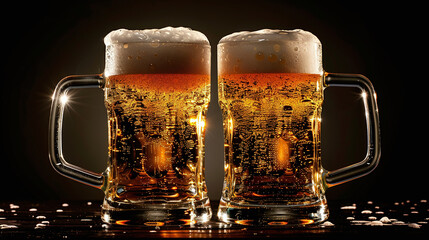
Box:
[1,0,426,202]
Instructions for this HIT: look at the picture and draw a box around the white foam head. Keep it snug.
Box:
[218,29,323,75]
[104,27,210,76]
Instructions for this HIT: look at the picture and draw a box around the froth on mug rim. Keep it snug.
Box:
[104,27,210,45]
[219,29,320,44]
[104,27,211,76]
[218,29,323,75]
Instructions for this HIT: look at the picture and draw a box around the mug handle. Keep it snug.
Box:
[48,74,106,189]
[322,72,381,188]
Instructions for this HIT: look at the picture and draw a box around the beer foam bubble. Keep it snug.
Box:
[218,29,322,75]
[104,27,210,76]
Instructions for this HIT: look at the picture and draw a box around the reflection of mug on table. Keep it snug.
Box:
[217,29,380,225]
[49,27,212,225]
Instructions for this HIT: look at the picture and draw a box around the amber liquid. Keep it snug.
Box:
[104,74,210,204]
[219,73,323,205]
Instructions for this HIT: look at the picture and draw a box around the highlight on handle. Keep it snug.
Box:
[48,74,106,189]
[322,72,381,188]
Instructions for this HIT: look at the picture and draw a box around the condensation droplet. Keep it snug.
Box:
[267,54,277,62]
[255,52,264,60]
[273,44,281,52]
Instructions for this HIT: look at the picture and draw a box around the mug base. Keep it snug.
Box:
[217,196,329,226]
[101,197,212,226]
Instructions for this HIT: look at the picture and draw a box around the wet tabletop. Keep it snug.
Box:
[0,200,428,239]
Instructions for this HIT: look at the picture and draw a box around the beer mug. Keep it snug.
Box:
[49,27,212,225]
[217,29,380,225]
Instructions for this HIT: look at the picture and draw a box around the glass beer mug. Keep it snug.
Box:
[217,29,380,225]
[48,27,212,225]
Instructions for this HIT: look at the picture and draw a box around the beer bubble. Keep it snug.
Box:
[255,52,264,60]
[150,42,160,48]
[273,44,281,52]
[149,63,155,70]
[267,54,277,62]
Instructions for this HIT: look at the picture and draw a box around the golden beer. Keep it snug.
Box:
[104,73,210,203]
[219,73,323,205]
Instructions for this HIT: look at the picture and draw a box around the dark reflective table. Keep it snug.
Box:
[1,200,428,239]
